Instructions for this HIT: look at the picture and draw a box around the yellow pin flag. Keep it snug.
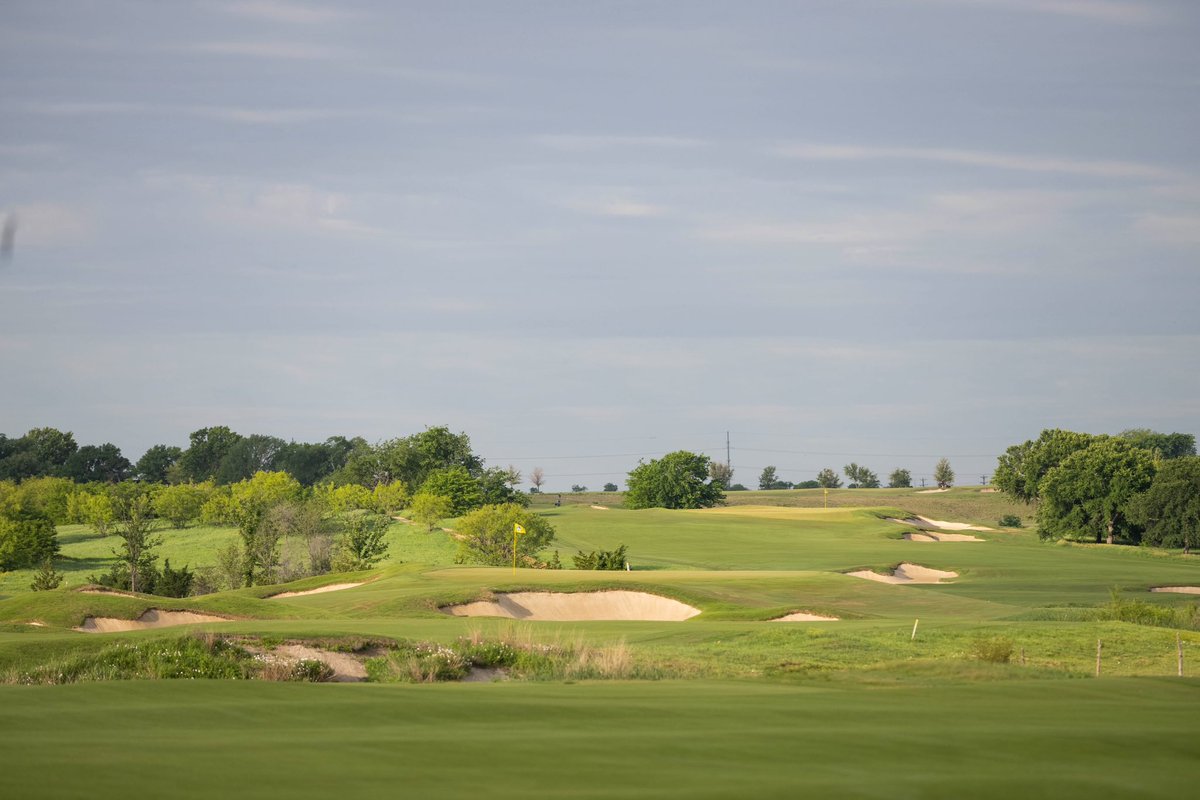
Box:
[512,522,526,574]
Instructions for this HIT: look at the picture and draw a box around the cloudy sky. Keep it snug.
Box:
[2,0,1198,489]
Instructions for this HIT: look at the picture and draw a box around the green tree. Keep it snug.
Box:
[156,559,194,598]
[0,507,59,571]
[409,492,453,531]
[73,491,116,534]
[134,444,183,483]
[844,463,880,488]
[420,466,483,515]
[934,458,955,489]
[888,468,912,488]
[478,466,529,506]
[1037,439,1157,545]
[1129,457,1200,553]
[816,468,842,489]
[1118,429,1196,460]
[708,462,733,488]
[227,471,302,585]
[215,434,287,484]
[603,482,619,492]
[371,480,410,516]
[61,443,130,483]
[313,482,375,514]
[111,494,161,593]
[152,482,212,529]
[331,512,391,571]
[29,558,63,591]
[455,504,556,567]
[758,466,779,491]
[992,429,1097,503]
[625,451,725,510]
[178,426,243,482]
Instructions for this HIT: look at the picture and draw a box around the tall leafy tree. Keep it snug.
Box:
[1037,439,1156,544]
[215,434,286,484]
[61,443,130,483]
[1118,429,1196,460]
[625,451,724,509]
[993,429,1097,503]
[1129,457,1200,553]
[419,466,483,515]
[934,458,955,489]
[455,503,556,567]
[135,444,183,483]
[758,466,779,491]
[816,468,842,489]
[178,426,243,482]
[888,468,912,488]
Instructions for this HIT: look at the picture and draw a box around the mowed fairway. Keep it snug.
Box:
[2,679,1199,800]
[2,490,1200,797]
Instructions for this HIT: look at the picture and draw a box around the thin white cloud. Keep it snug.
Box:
[1135,213,1200,245]
[220,1,355,25]
[776,142,1172,180]
[915,0,1161,24]
[179,40,346,60]
[533,134,708,151]
[6,203,96,247]
[17,99,354,125]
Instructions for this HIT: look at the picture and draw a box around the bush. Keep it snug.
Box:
[998,514,1023,528]
[455,504,556,567]
[29,558,63,591]
[971,636,1014,664]
[573,544,628,570]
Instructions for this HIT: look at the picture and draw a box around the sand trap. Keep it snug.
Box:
[903,532,983,542]
[590,504,609,510]
[916,488,950,494]
[26,621,46,627]
[273,644,367,682]
[846,563,958,585]
[889,516,991,533]
[442,591,701,621]
[79,588,141,598]
[1150,586,1200,595]
[980,488,999,493]
[269,582,363,599]
[771,612,838,622]
[75,609,229,633]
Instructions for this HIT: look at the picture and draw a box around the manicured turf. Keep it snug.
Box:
[1,678,1197,799]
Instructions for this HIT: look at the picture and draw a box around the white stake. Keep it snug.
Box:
[911,618,920,641]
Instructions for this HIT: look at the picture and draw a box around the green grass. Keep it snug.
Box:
[0,679,1197,799]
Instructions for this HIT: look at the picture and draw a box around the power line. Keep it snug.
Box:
[734,446,998,458]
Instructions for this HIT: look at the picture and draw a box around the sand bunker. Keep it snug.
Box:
[771,612,838,622]
[1150,586,1200,595]
[903,532,983,542]
[442,591,701,621]
[590,504,609,510]
[916,488,950,494]
[79,588,141,598]
[75,609,229,633]
[273,644,368,682]
[269,582,364,599]
[890,516,991,532]
[846,563,958,585]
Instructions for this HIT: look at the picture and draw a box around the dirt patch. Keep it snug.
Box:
[980,488,999,493]
[26,621,46,627]
[269,582,364,599]
[463,666,509,683]
[1150,586,1200,595]
[846,563,958,585]
[441,591,701,621]
[590,504,609,510]
[273,644,368,682]
[771,612,838,622]
[75,609,230,633]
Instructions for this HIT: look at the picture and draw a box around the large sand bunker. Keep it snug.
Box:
[442,591,701,621]
[916,488,950,494]
[1150,586,1200,595]
[890,516,992,532]
[269,582,364,599]
[846,564,958,585]
[79,588,141,598]
[771,611,838,622]
[75,609,229,633]
[903,532,983,542]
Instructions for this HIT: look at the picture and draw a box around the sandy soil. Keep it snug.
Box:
[442,591,701,621]
[590,504,609,510]
[1150,586,1200,595]
[75,609,229,633]
[980,488,999,493]
[269,582,364,599]
[771,612,838,622]
[846,563,958,585]
[273,644,368,681]
[79,588,141,598]
[26,621,46,627]
[903,532,983,542]
[889,516,991,533]
[916,488,950,493]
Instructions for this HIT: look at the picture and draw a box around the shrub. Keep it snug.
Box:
[998,514,1023,528]
[971,636,1014,664]
[572,544,628,570]
[455,504,556,567]
[29,558,63,591]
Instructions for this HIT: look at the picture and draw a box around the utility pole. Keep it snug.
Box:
[981,475,987,485]
[920,477,926,488]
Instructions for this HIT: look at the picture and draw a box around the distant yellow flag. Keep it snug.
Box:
[514,523,526,535]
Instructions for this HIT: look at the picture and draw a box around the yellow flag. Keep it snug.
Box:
[514,523,526,535]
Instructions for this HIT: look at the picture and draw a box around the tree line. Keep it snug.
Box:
[993,428,1198,550]
[750,460,952,491]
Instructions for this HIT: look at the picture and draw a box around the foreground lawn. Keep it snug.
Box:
[0,678,1196,799]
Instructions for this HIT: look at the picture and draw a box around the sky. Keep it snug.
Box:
[2,0,1198,491]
